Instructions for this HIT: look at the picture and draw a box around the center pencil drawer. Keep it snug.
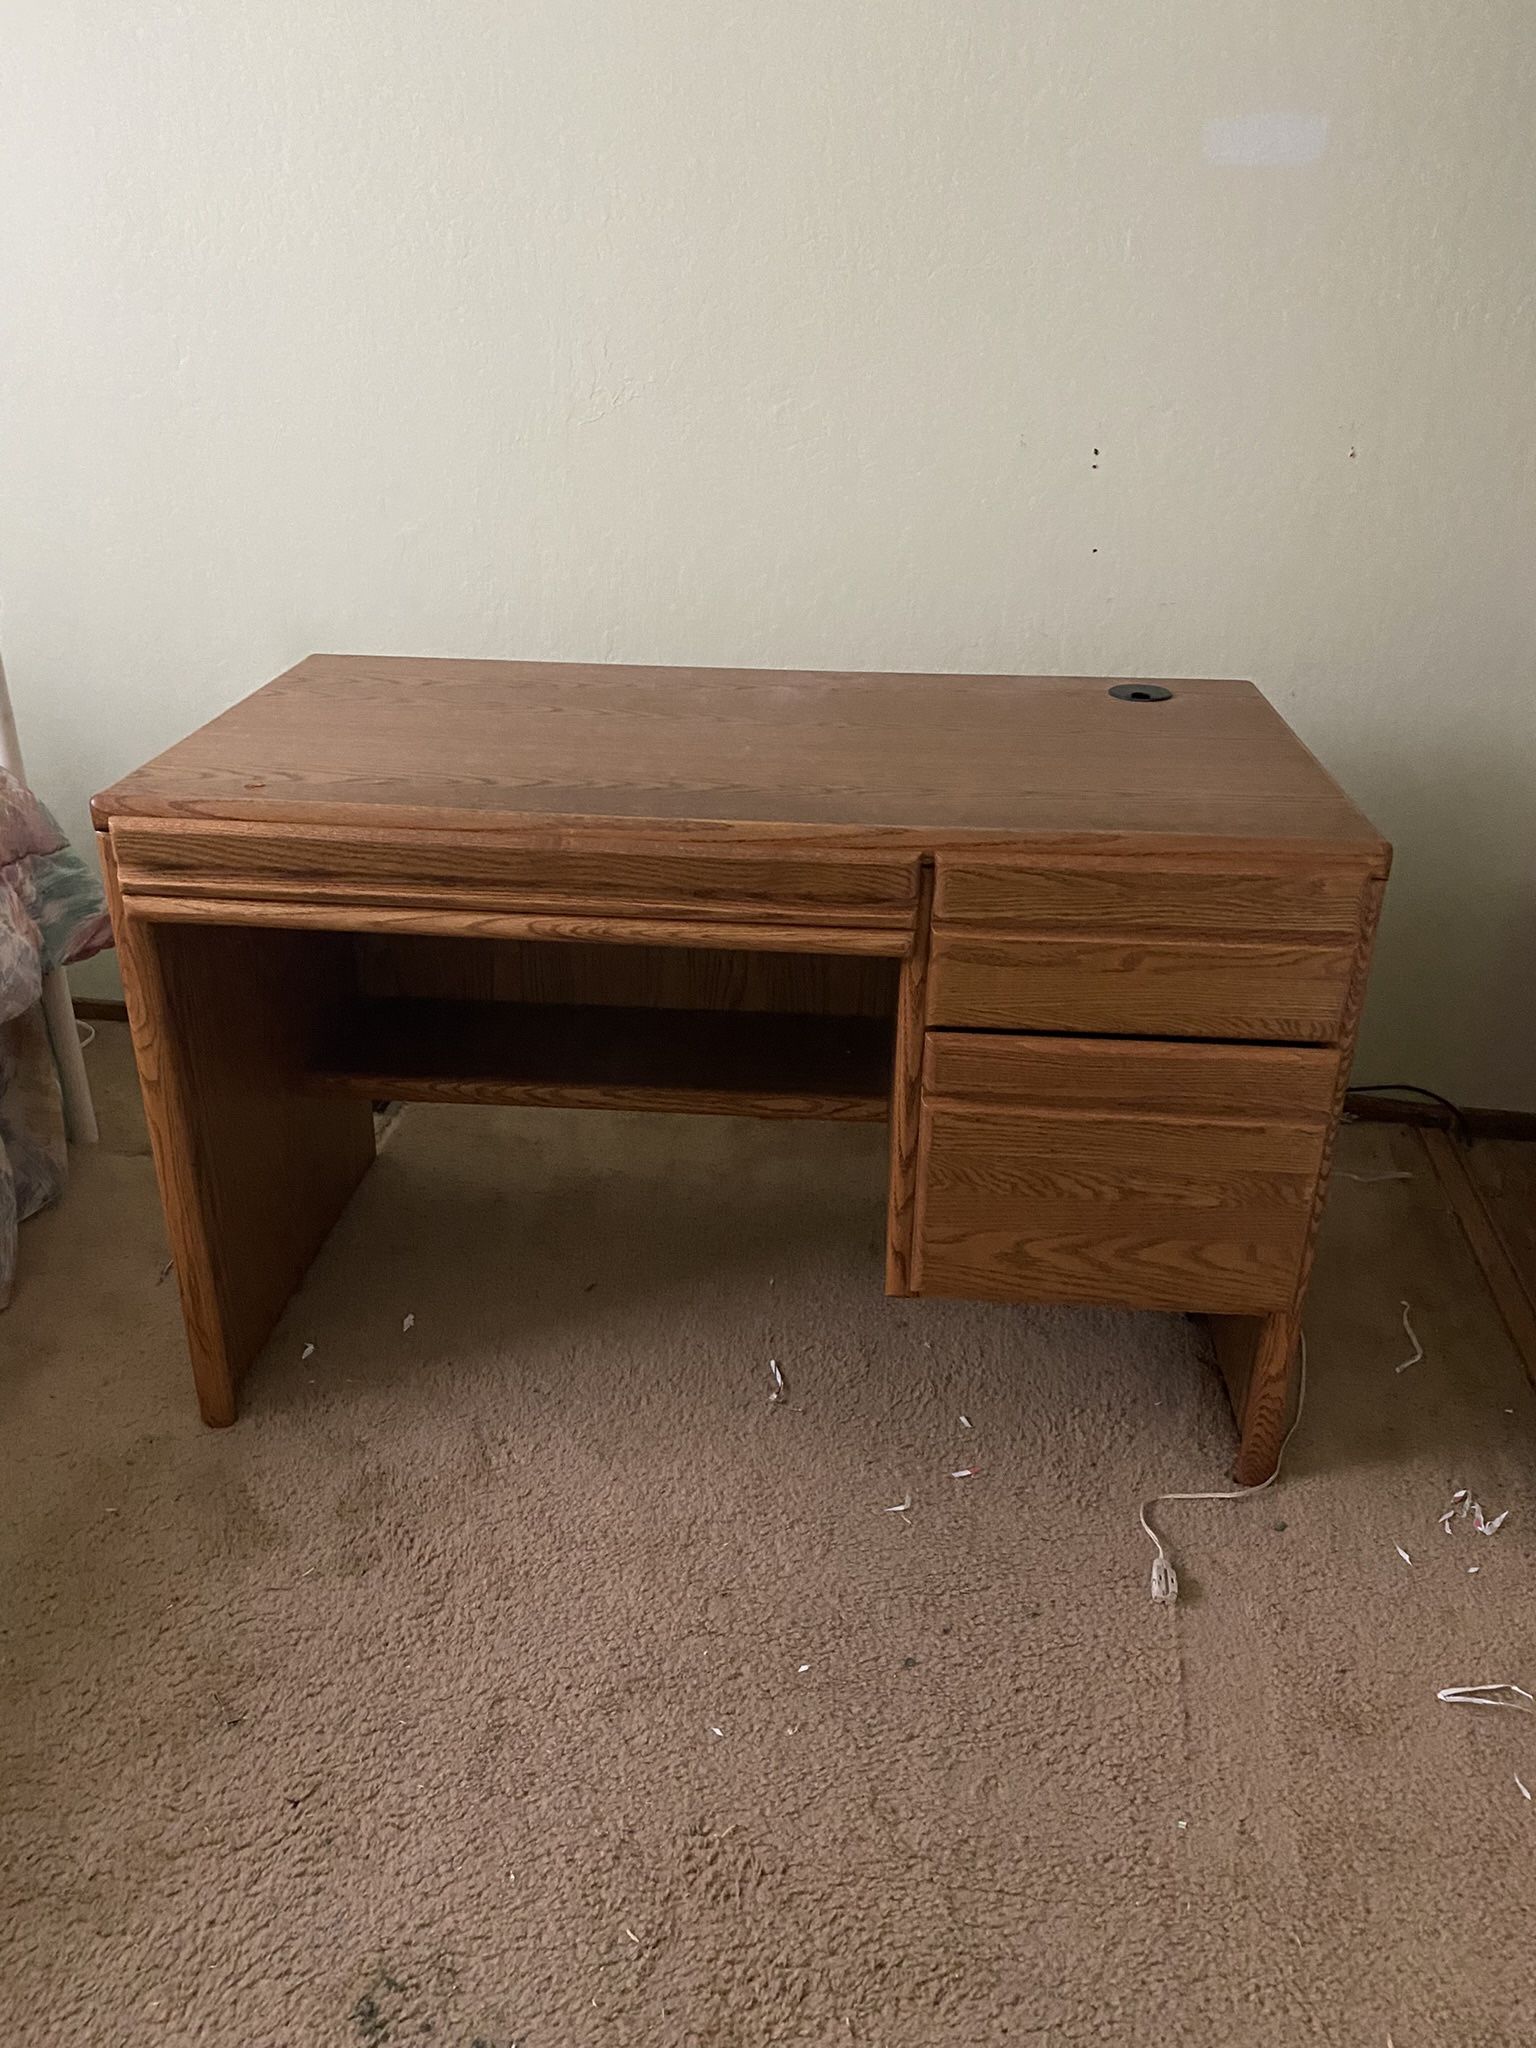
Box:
[108,818,920,929]
[911,1035,1339,1315]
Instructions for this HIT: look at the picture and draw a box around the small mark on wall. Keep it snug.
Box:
[1203,112,1329,167]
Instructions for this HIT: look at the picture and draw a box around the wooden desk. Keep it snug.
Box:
[94,657,1388,1481]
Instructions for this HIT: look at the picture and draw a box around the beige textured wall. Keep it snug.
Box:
[2,4,1532,1103]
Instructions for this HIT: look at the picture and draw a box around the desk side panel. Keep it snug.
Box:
[101,832,375,1423]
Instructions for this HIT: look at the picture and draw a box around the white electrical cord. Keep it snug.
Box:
[1139,1333,1309,1604]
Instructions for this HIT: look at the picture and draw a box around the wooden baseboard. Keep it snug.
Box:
[1345,1091,1451,1129]
[73,997,130,1023]
[1463,1105,1536,1142]
[1345,1091,1536,1142]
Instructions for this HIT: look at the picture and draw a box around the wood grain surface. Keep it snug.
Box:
[110,816,919,926]
[910,1101,1324,1315]
[100,837,375,1424]
[92,656,1391,1465]
[1208,870,1388,1481]
[927,931,1353,1043]
[123,894,912,958]
[884,865,935,1296]
[1207,1311,1304,1483]
[313,999,891,1123]
[92,655,1386,848]
[932,854,1369,934]
[353,935,900,1017]
[923,1033,1340,1121]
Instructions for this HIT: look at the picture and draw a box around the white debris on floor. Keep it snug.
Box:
[1437,1684,1535,1714]
[1394,1300,1425,1373]
[1439,1489,1510,1538]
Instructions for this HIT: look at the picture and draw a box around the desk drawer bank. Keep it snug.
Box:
[94,657,1388,1483]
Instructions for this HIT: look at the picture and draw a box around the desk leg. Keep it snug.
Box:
[106,874,375,1425]
[885,865,934,1295]
[1210,873,1384,1484]
[1208,1310,1301,1486]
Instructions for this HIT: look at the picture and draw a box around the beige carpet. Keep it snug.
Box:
[3,1025,1535,2046]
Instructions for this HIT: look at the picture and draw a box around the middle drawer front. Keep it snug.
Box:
[911,1034,1338,1315]
[927,931,1353,1043]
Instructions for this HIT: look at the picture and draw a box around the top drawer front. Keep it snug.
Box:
[933,857,1367,936]
[929,854,1362,1043]
[110,820,920,928]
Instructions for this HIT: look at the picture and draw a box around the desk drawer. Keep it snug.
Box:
[109,819,920,929]
[928,932,1352,1043]
[932,857,1367,936]
[929,853,1362,1043]
[911,1033,1333,1313]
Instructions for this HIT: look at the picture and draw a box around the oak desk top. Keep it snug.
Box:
[94,654,1383,856]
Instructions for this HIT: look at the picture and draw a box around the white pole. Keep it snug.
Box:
[0,645,99,1146]
[0,652,23,775]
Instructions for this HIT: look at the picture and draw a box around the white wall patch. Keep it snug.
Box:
[1203,112,1329,167]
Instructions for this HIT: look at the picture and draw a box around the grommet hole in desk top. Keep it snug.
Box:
[1108,683,1174,703]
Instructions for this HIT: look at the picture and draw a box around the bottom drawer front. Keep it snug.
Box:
[912,1102,1325,1314]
